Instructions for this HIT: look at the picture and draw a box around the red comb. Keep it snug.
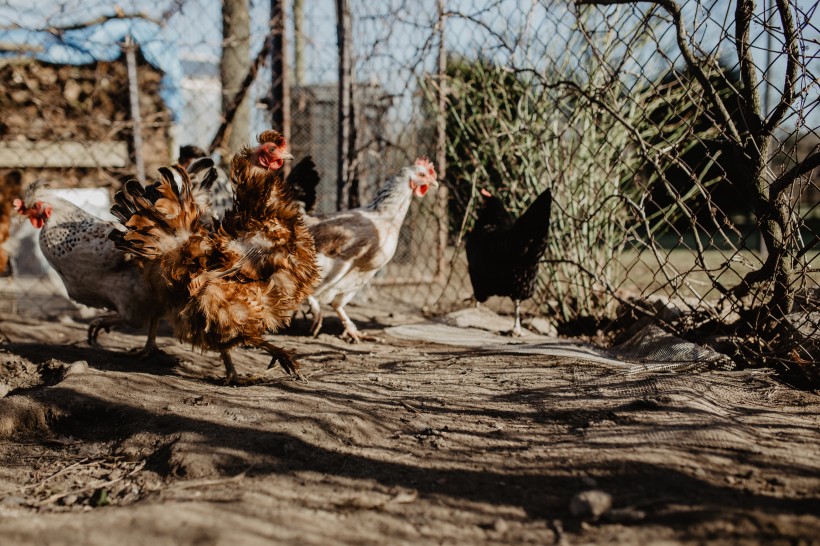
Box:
[415,157,436,178]
[480,188,492,198]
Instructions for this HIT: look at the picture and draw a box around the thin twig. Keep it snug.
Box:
[36,462,145,506]
[0,458,91,496]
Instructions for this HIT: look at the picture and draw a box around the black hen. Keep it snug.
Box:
[466,187,553,336]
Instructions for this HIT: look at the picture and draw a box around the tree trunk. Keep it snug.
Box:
[293,0,305,87]
[336,0,354,211]
[123,35,145,184]
[435,0,448,283]
[270,0,290,173]
[221,0,251,157]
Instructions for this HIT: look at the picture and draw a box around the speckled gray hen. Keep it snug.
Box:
[14,180,165,355]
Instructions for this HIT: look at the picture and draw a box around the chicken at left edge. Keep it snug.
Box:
[11,168,170,358]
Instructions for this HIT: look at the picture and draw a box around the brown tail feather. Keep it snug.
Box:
[110,166,207,265]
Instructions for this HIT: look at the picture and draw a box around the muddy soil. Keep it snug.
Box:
[0,307,819,545]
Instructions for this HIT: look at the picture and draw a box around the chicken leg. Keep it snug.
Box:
[131,316,161,358]
[511,299,523,337]
[88,314,161,358]
[219,348,238,385]
[308,295,323,337]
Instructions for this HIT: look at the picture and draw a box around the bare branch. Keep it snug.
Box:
[734,0,763,134]
[576,0,742,143]
[764,0,800,133]
[769,146,820,198]
[730,250,780,299]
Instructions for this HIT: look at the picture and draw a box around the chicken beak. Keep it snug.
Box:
[281,151,294,161]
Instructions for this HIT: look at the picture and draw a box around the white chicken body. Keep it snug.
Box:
[306,159,438,340]
[309,200,405,305]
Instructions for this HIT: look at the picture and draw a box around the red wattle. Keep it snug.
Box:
[259,154,284,170]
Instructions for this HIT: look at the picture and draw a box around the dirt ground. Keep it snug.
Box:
[0,305,819,546]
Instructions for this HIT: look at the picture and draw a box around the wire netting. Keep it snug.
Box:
[1,0,818,378]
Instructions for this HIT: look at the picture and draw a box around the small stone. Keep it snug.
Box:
[493,518,509,533]
[419,426,437,436]
[569,490,613,520]
[60,494,79,506]
[65,360,89,376]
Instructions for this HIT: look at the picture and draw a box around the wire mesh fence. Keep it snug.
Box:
[1,0,818,380]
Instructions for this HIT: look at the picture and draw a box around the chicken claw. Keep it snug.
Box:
[340,326,380,344]
[259,340,307,381]
[127,342,161,360]
[88,314,123,347]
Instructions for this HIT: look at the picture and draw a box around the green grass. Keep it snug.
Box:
[612,248,820,303]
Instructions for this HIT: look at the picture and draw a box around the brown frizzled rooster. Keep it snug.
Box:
[110,131,319,383]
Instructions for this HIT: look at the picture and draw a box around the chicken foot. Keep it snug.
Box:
[333,303,379,343]
[218,341,305,386]
[258,340,305,381]
[88,314,125,347]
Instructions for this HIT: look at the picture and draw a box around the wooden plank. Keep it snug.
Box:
[0,141,129,168]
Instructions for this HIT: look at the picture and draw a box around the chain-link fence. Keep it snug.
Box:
[1,0,819,380]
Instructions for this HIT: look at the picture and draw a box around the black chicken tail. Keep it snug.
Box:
[512,187,553,259]
[286,156,320,213]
